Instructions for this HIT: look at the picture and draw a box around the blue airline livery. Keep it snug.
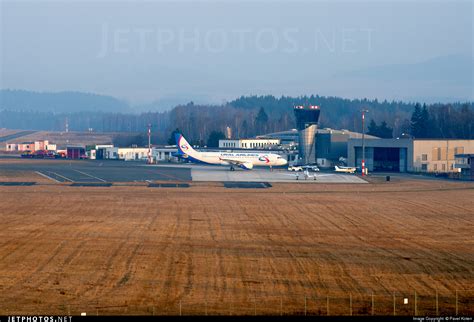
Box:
[175,133,287,170]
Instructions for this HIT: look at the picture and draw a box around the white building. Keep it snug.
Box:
[102,146,178,162]
[152,147,178,162]
[219,138,280,149]
[5,143,17,151]
[103,147,149,161]
[88,145,114,160]
[5,140,56,152]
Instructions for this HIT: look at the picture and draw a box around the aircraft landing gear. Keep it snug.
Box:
[230,166,235,171]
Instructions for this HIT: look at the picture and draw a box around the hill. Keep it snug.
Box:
[0,89,129,113]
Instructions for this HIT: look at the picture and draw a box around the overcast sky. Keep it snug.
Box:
[1,0,472,105]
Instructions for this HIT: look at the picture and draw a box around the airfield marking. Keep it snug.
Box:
[35,171,60,183]
[144,168,187,182]
[49,171,74,182]
[71,169,107,182]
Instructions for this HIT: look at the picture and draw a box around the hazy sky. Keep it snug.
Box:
[1,0,472,104]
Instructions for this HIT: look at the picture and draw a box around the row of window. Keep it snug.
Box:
[420,163,455,171]
[221,141,277,148]
[429,147,465,161]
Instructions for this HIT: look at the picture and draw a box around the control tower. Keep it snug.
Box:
[294,105,320,165]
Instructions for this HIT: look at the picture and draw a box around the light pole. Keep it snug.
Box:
[147,123,152,164]
[361,109,369,176]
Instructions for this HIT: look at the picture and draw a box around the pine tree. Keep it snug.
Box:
[207,130,225,148]
[367,119,378,136]
[420,104,430,137]
[168,128,181,145]
[378,121,393,138]
[255,107,269,134]
[410,103,423,138]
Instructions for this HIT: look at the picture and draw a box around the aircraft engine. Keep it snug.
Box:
[239,162,254,170]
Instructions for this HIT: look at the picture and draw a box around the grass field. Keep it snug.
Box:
[0,174,473,315]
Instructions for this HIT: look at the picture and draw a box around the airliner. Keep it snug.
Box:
[334,165,357,174]
[175,134,287,170]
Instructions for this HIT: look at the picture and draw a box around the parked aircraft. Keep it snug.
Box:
[175,134,287,170]
[334,165,357,174]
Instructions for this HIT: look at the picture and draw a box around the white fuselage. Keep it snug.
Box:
[176,134,287,169]
[184,150,287,167]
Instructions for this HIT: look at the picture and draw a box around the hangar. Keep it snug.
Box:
[347,139,474,173]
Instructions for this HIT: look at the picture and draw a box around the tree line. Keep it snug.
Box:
[1,95,473,146]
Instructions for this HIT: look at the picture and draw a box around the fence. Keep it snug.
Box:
[3,290,473,316]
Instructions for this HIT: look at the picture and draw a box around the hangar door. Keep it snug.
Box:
[373,147,401,172]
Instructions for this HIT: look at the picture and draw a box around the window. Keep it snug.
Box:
[442,164,445,171]
[432,148,440,161]
[421,164,427,171]
[422,154,427,161]
[434,164,438,171]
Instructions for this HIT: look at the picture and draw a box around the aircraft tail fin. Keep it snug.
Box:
[175,133,198,157]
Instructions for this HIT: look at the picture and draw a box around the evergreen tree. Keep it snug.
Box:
[367,119,378,136]
[255,107,269,134]
[367,119,393,138]
[168,128,181,145]
[207,130,225,148]
[410,103,423,138]
[378,121,393,138]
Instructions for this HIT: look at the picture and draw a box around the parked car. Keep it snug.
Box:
[288,165,303,172]
[302,165,320,172]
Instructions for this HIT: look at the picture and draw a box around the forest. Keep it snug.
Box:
[1,91,473,146]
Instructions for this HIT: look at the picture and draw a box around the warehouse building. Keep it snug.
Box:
[347,139,474,173]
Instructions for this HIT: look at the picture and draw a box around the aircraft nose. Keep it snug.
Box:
[281,159,288,165]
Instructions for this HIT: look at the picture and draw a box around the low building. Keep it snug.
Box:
[152,147,178,162]
[257,129,298,147]
[88,145,114,160]
[67,146,86,159]
[35,140,56,151]
[5,143,17,151]
[454,154,474,180]
[6,140,56,152]
[17,142,35,151]
[218,138,280,149]
[104,147,149,161]
[347,139,474,173]
[101,146,179,162]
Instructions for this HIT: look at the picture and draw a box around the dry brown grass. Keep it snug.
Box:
[0,180,473,316]
[2,130,115,148]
